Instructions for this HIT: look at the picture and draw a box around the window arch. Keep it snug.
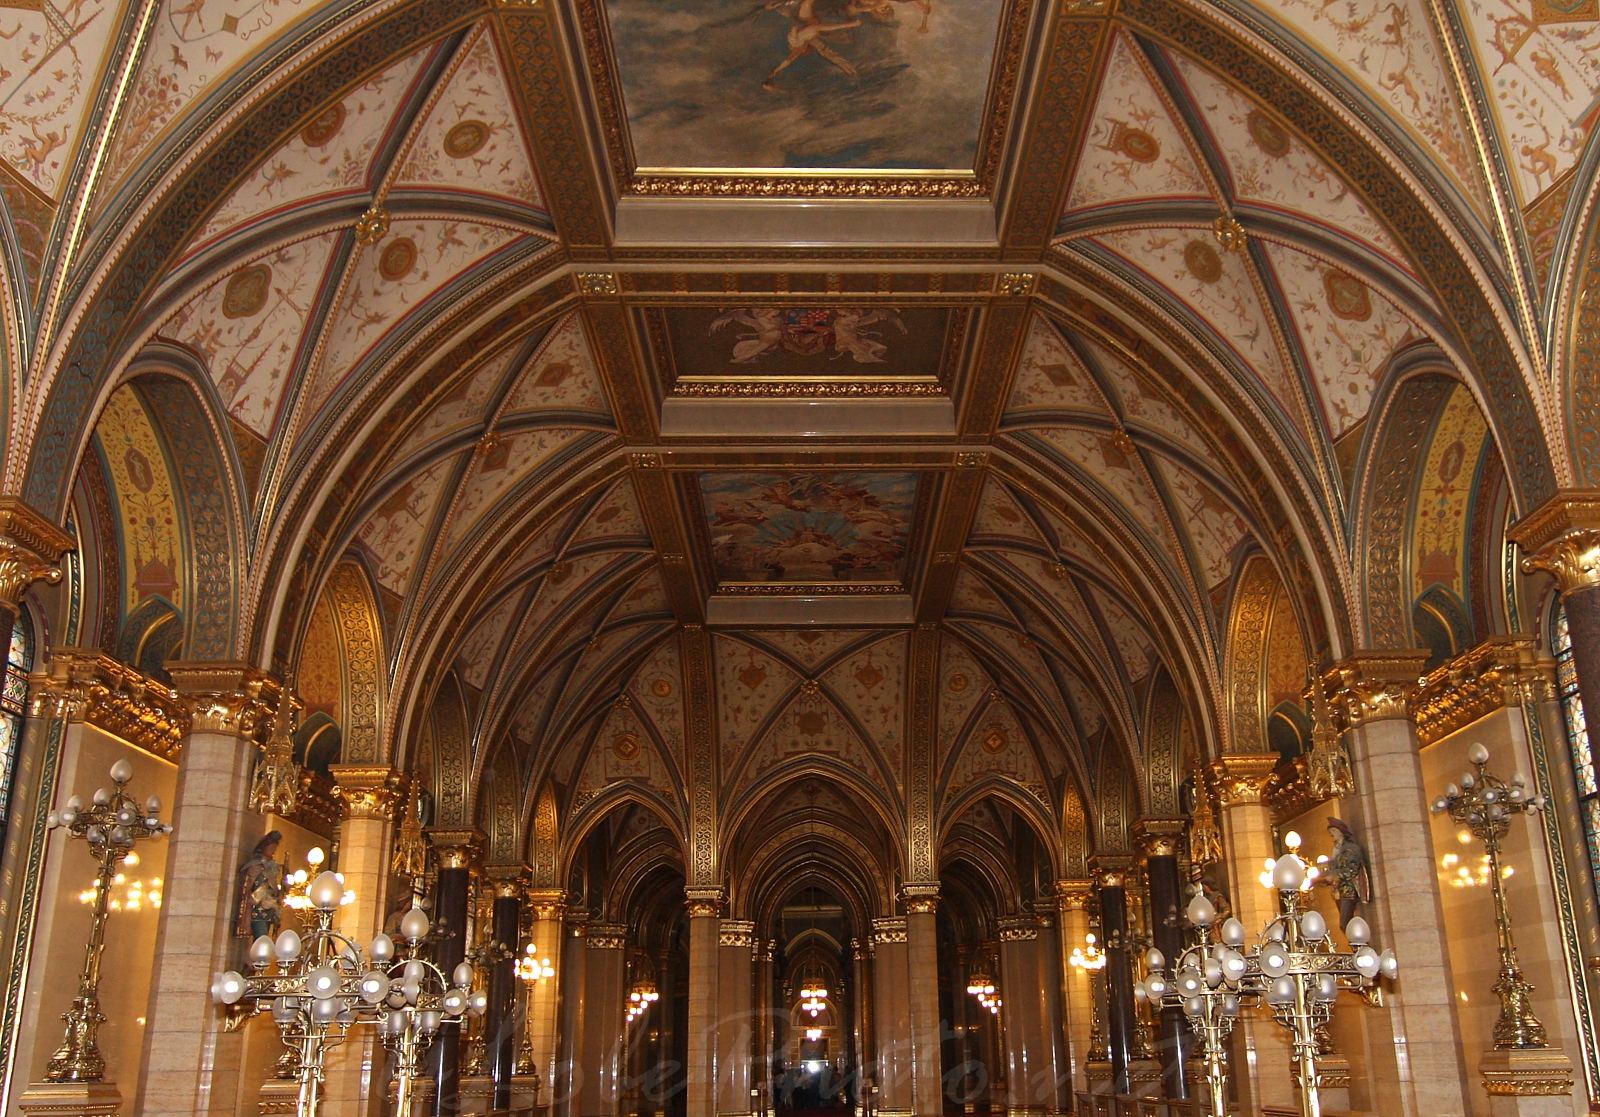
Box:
[1553,602,1600,896]
[0,608,34,841]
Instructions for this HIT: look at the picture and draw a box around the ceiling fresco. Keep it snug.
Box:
[697,470,920,589]
[597,0,1008,172]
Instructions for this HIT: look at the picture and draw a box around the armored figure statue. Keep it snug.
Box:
[1321,817,1372,931]
[236,830,286,940]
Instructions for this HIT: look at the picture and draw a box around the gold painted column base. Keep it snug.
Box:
[17,1080,122,1117]
[256,1079,299,1116]
[1481,1047,1577,1112]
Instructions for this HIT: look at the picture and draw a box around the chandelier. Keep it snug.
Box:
[517,942,555,982]
[1069,933,1107,970]
[965,970,1001,1014]
[282,847,355,912]
[799,981,829,1017]
[626,975,659,1023]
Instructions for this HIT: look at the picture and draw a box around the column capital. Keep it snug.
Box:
[525,887,567,920]
[871,916,907,944]
[1131,818,1186,859]
[585,923,628,949]
[1053,879,1094,911]
[1326,650,1431,727]
[425,826,486,869]
[35,649,187,758]
[1088,854,1135,888]
[167,662,282,738]
[1205,754,1280,808]
[902,882,939,913]
[684,886,724,917]
[718,919,756,948]
[329,765,405,821]
[485,863,532,898]
[997,915,1040,941]
[1508,490,1600,594]
[1411,636,1558,745]
[0,497,73,607]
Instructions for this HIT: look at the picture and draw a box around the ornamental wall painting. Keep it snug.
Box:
[600,0,1007,171]
[698,470,919,588]
[655,305,957,387]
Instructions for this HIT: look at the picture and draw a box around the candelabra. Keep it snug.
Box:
[212,876,479,1117]
[1134,893,1250,1117]
[1251,835,1397,1117]
[1430,741,1549,1048]
[43,759,170,1082]
[378,904,487,1117]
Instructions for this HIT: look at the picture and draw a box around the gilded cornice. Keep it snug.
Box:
[166,662,281,739]
[35,649,188,760]
[1263,756,1323,825]
[1324,651,1432,729]
[527,888,568,921]
[1205,755,1280,809]
[585,923,628,950]
[286,770,341,839]
[1131,818,1185,860]
[684,886,724,919]
[329,765,406,822]
[1509,492,1600,595]
[872,917,908,945]
[425,827,487,870]
[1411,637,1556,747]
[902,883,939,915]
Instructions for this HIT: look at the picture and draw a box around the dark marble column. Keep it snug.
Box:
[1513,498,1600,722]
[1135,820,1191,1101]
[427,829,484,1117]
[1092,860,1136,1097]
[485,871,525,1109]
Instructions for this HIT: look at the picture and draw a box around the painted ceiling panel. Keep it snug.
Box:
[948,565,1017,622]
[108,0,350,189]
[1090,587,1157,681]
[1059,666,1106,738]
[821,632,906,775]
[1169,52,1409,270]
[1078,337,1209,462]
[994,551,1099,638]
[500,312,611,416]
[566,477,649,550]
[1261,239,1421,438]
[741,628,870,672]
[1064,30,1213,214]
[1092,227,1304,433]
[1156,457,1249,590]
[716,634,800,767]
[1003,313,1113,416]
[628,634,686,773]
[944,699,1047,807]
[187,49,431,251]
[305,218,524,419]
[161,230,340,437]
[937,635,992,773]
[393,344,522,463]
[356,452,456,596]
[515,548,631,651]
[1230,0,1486,213]
[455,585,524,690]
[575,704,679,815]
[734,691,890,805]
[969,476,1049,547]
[1459,0,1600,204]
[439,427,587,551]
[1034,426,1178,553]
[392,26,546,210]
[4,0,125,196]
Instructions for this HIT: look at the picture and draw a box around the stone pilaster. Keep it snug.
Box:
[579,924,628,1117]
[717,919,756,1117]
[685,889,722,1117]
[903,887,941,1117]
[483,866,528,1111]
[871,916,911,1114]
[525,889,566,1103]
[1053,881,1094,1098]
[998,915,1046,1116]
[135,664,278,1117]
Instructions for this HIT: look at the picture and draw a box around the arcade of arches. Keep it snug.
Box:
[8,0,1600,1113]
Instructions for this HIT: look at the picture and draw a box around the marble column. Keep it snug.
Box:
[1207,755,1295,1112]
[1328,653,1471,1117]
[755,937,775,1116]
[527,889,567,1108]
[580,924,628,1117]
[1052,881,1093,1100]
[685,890,722,1117]
[324,765,404,1117]
[1133,820,1190,1101]
[135,665,277,1117]
[557,916,590,1117]
[483,867,527,1110]
[1032,914,1069,1114]
[851,936,874,1115]
[903,889,942,1117]
[998,916,1046,1117]
[1090,860,1135,1097]
[717,919,756,1116]
[872,917,911,1114]
[427,828,485,1117]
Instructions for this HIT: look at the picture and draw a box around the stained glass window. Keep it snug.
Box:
[1554,605,1600,892]
[0,610,31,836]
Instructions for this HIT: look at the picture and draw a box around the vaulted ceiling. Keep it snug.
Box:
[1,0,1590,837]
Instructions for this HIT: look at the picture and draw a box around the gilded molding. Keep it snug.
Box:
[1325,651,1432,729]
[287,771,341,838]
[35,650,188,760]
[576,272,619,297]
[997,916,1039,942]
[329,765,406,822]
[1263,756,1323,825]
[585,923,628,950]
[1089,854,1134,889]
[1507,491,1600,558]
[872,917,908,945]
[0,543,63,609]
[685,885,724,918]
[719,919,756,948]
[1205,755,1279,809]
[1054,880,1093,912]
[426,827,486,870]
[0,492,71,607]
[1480,1048,1575,1095]
[670,381,946,398]
[166,662,281,739]
[526,888,567,921]
[1131,818,1185,859]
[485,864,532,899]
[903,885,939,915]
[1411,637,1557,746]
[354,205,390,245]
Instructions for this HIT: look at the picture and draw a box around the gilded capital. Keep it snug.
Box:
[1132,818,1186,859]
[585,923,628,950]
[719,919,756,948]
[1326,650,1431,727]
[330,765,405,821]
[425,827,486,870]
[526,888,567,921]
[997,915,1039,941]
[1054,879,1093,912]
[1509,491,1600,595]
[902,883,939,914]
[0,499,74,608]
[167,662,280,739]
[1206,755,1280,808]
[1412,637,1558,745]
[1089,854,1134,889]
[36,649,188,757]
[486,864,532,898]
[872,916,908,944]
[684,886,724,918]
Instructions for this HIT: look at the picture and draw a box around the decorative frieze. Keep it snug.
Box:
[1411,637,1557,746]
[872,917,908,945]
[997,916,1039,942]
[37,650,188,760]
[586,924,629,950]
